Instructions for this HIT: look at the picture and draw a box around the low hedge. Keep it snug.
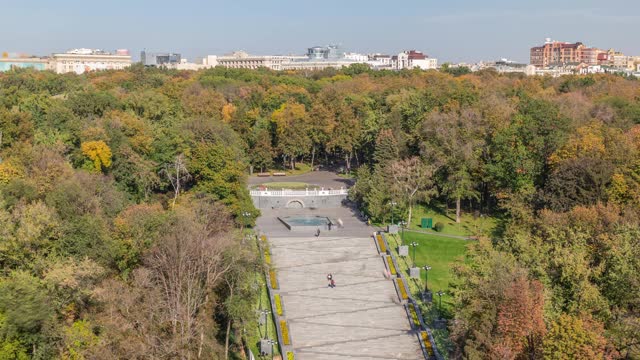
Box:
[386,256,397,276]
[269,270,278,289]
[396,278,408,300]
[376,234,386,253]
[280,320,291,345]
[274,294,283,316]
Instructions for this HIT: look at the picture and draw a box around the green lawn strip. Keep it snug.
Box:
[408,204,497,237]
[247,235,281,357]
[392,232,471,311]
[246,280,281,357]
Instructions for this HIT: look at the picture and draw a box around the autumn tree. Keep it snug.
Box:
[389,157,437,227]
[450,240,546,360]
[271,101,311,169]
[422,108,485,222]
[80,140,112,172]
[543,314,612,359]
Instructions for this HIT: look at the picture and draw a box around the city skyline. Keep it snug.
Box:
[3,0,640,63]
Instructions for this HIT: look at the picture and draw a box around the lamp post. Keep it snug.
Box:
[259,309,271,339]
[436,290,444,312]
[241,211,252,232]
[423,265,432,293]
[400,220,407,245]
[268,339,278,358]
[390,201,397,226]
[410,242,419,266]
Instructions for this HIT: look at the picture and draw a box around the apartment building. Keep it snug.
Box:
[391,50,438,70]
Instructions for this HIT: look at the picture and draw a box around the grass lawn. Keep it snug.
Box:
[246,277,281,358]
[388,231,472,310]
[262,162,313,176]
[406,204,498,237]
[251,182,319,190]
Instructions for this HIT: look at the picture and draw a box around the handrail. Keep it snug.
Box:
[250,188,348,197]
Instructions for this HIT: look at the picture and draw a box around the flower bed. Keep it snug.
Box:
[409,304,421,328]
[269,270,278,289]
[260,235,267,242]
[286,351,294,360]
[386,256,397,275]
[280,320,291,345]
[396,278,408,300]
[274,294,283,316]
[264,250,271,265]
[421,331,435,356]
[376,234,386,253]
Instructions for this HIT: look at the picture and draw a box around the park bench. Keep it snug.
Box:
[273,172,286,176]
[256,172,271,177]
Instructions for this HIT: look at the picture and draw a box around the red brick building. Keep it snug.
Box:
[530,39,602,68]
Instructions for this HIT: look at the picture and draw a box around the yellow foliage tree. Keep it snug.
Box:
[221,103,237,123]
[81,141,112,172]
[549,122,606,165]
[0,161,24,184]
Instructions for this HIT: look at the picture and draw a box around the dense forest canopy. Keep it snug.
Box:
[0,64,639,359]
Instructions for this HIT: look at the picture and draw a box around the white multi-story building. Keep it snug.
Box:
[50,48,131,74]
[216,51,303,71]
[391,50,438,70]
[344,52,368,62]
[201,55,218,68]
[280,60,357,71]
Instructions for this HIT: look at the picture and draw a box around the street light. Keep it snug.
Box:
[409,242,419,266]
[390,201,397,225]
[242,210,251,224]
[423,265,432,293]
[259,309,271,339]
[268,339,278,358]
[240,211,252,234]
[436,290,444,312]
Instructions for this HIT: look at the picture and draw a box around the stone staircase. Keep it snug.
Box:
[268,236,423,360]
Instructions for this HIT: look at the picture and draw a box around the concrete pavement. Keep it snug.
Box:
[258,207,423,360]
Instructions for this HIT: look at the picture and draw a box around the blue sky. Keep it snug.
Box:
[3,0,640,63]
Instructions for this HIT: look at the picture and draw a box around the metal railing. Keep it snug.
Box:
[250,188,348,197]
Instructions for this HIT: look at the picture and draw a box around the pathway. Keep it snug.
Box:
[266,229,423,359]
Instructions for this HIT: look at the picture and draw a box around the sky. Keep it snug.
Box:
[3,0,640,63]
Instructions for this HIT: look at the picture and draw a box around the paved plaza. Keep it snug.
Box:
[257,208,423,360]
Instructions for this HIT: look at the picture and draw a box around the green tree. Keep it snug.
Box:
[422,109,485,222]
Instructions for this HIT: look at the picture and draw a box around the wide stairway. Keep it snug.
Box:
[269,235,423,360]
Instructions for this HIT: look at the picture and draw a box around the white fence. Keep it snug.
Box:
[250,188,348,197]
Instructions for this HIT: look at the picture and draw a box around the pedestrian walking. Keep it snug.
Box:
[327,273,333,287]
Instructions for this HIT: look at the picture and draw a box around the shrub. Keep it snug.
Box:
[274,294,283,316]
[280,320,291,345]
[386,256,397,275]
[433,222,444,232]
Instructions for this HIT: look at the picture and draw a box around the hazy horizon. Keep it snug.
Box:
[4,0,640,63]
